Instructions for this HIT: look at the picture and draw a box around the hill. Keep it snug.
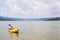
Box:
[0,16,60,21]
[0,16,23,21]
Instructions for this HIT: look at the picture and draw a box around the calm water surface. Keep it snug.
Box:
[0,21,60,40]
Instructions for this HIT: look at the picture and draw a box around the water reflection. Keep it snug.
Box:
[9,32,19,40]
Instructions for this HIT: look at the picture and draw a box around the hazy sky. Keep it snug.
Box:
[0,0,60,18]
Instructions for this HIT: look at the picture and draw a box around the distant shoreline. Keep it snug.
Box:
[0,16,60,21]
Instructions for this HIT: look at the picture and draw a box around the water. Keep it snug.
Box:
[0,21,60,40]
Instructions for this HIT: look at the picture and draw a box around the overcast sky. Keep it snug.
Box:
[0,0,60,18]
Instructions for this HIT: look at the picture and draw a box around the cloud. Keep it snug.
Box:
[56,1,60,9]
[49,1,60,17]
[0,0,60,18]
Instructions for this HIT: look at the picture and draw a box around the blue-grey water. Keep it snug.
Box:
[0,21,60,40]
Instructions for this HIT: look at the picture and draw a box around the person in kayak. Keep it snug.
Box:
[9,24,14,30]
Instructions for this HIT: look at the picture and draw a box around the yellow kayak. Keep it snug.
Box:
[9,28,19,33]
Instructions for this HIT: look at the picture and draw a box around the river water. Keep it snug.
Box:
[0,21,60,40]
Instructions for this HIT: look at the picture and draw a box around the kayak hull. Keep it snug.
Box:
[9,28,19,33]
